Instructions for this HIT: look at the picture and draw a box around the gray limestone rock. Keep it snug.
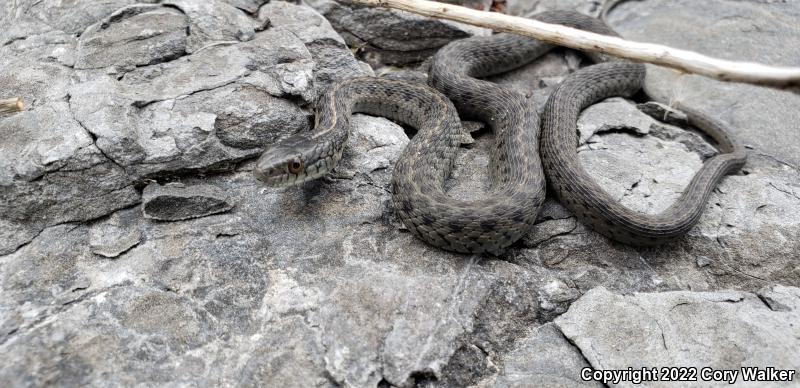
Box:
[258,0,366,88]
[214,86,312,149]
[164,0,258,53]
[555,286,800,387]
[637,101,690,127]
[505,0,607,17]
[0,101,101,184]
[221,0,271,14]
[75,5,189,70]
[304,0,490,66]
[142,183,234,221]
[0,219,41,256]
[90,209,143,258]
[607,0,800,166]
[1,0,365,255]
[0,160,140,254]
[0,116,479,387]
[577,98,708,215]
[487,50,582,100]
[2,0,800,386]
[1,0,147,38]
[339,114,411,180]
[577,96,654,143]
[524,216,578,247]
[490,323,602,388]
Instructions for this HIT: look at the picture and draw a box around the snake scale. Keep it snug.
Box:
[254,11,747,253]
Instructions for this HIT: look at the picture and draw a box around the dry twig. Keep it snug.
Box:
[0,98,24,115]
[349,0,800,91]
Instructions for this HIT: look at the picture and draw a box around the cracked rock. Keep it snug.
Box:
[637,101,690,127]
[2,0,800,386]
[257,1,366,89]
[0,219,40,256]
[68,28,316,175]
[221,0,270,14]
[338,114,410,180]
[75,5,189,70]
[487,50,581,103]
[304,0,490,66]
[0,161,140,254]
[90,209,143,258]
[491,323,602,388]
[0,101,102,184]
[1,0,145,37]
[537,278,581,316]
[577,97,655,143]
[2,0,367,252]
[142,182,234,221]
[525,218,578,247]
[608,0,800,166]
[555,286,800,387]
[214,86,312,149]
[577,98,708,215]
[505,0,607,17]
[165,0,259,53]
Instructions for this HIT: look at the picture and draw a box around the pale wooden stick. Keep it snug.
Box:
[348,0,800,89]
[0,98,24,114]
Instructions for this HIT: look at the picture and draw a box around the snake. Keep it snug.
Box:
[254,10,747,252]
[541,63,747,244]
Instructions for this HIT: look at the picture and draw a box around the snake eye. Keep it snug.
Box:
[287,160,304,174]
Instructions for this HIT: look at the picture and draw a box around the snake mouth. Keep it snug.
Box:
[253,165,314,188]
[253,165,289,187]
[253,166,270,183]
[253,173,280,187]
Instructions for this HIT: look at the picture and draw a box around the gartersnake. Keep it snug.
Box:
[254,11,747,253]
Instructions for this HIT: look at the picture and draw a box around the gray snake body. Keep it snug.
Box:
[254,11,747,253]
[541,62,747,244]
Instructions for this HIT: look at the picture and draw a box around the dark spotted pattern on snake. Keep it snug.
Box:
[254,10,747,253]
[541,62,747,244]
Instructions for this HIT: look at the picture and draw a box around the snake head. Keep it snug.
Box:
[254,135,337,187]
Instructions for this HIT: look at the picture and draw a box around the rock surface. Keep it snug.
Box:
[489,323,602,388]
[555,286,800,388]
[142,183,234,221]
[0,0,362,254]
[608,0,800,167]
[304,0,490,66]
[505,0,606,17]
[1,0,799,387]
